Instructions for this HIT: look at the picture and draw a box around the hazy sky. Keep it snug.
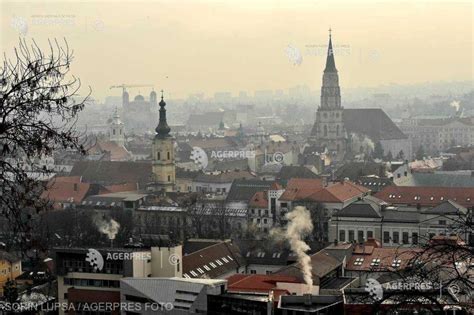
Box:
[1,0,473,100]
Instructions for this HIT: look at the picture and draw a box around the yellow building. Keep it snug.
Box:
[151,92,176,192]
[0,251,22,296]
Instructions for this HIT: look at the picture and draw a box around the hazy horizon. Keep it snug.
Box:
[2,0,473,100]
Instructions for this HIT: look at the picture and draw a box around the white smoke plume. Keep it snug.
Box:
[450,100,461,112]
[94,216,120,240]
[285,206,314,293]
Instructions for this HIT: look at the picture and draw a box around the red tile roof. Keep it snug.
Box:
[346,246,420,272]
[41,180,92,205]
[270,182,283,190]
[374,186,474,207]
[89,141,131,161]
[249,191,268,208]
[279,178,324,201]
[100,182,138,194]
[306,181,368,203]
[227,274,301,300]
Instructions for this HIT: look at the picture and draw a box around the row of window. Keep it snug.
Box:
[250,208,270,216]
[62,260,123,274]
[339,230,374,243]
[383,231,418,245]
[195,186,227,193]
[63,277,120,288]
[339,229,420,245]
[252,218,269,225]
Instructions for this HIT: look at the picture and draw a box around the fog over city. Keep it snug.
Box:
[0,1,473,314]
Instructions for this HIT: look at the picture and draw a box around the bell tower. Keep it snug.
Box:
[151,91,176,192]
[109,107,125,146]
[310,29,347,161]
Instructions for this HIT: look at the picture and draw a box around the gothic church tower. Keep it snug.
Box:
[310,30,347,161]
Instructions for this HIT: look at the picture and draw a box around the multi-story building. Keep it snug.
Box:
[329,196,471,247]
[399,116,474,154]
[0,251,22,297]
[55,246,182,315]
[120,277,227,314]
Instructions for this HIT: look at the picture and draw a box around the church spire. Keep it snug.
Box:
[155,90,171,137]
[324,28,337,73]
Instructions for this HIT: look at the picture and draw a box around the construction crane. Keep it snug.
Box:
[109,84,154,93]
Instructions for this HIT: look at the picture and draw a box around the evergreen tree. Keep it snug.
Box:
[415,145,425,160]
[396,150,405,161]
[373,141,384,159]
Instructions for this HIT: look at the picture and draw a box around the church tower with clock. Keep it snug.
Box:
[151,91,176,192]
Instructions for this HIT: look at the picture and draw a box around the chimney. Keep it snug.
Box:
[303,293,312,306]
[334,239,338,246]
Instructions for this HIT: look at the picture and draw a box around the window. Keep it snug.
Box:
[250,270,256,274]
[157,152,161,160]
[402,232,409,244]
[339,230,346,242]
[367,231,373,239]
[393,232,399,244]
[167,151,170,160]
[358,231,364,243]
[370,258,381,267]
[113,129,116,135]
[168,175,171,182]
[354,257,364,266]
[392,259,401,268]
[439,220,446,226]
[383,231,390,243]
[348,230,355,242]
[324,125,328,137]
[412,232,418,245]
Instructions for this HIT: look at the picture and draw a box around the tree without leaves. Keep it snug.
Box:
[0,38,89,257]
[363,209,473,313]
